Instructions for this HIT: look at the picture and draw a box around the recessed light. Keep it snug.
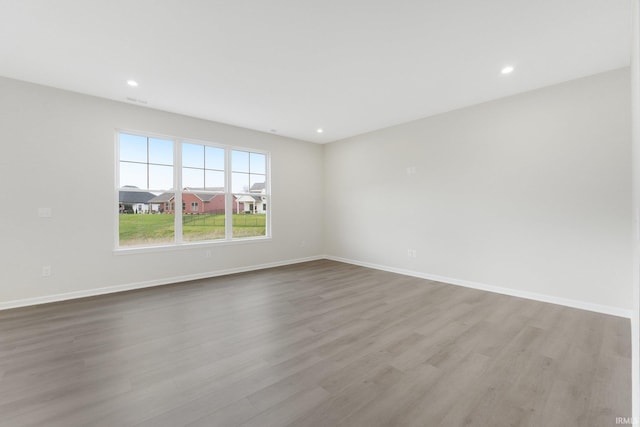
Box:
[316,128,323,134]
[501,66,514,75]
[127,80,139,87]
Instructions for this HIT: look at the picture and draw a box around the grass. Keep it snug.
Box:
[119,213,266,246]
[119,214,175,245]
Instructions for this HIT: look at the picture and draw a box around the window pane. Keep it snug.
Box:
[119,196,174,247]
[119,133,147,163]
[232,150,249,172]
[232,172,250,193]
[205,146,224,170]
[205,170,224,189]
[250,152,266,174]
[233,194,266,238]
[149,165,173,190]
[149,138,173,165]
[182,143,204,168]
[120,162,147,189]
[182,192,225,242]
[183,167,204,188]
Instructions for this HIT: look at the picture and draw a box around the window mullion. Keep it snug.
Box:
[225,148,232,240]
[115,134,120,250]
[266,155,270,237]
[174,140,183,244]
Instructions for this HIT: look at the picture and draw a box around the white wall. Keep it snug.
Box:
[630,0,640,419]
[0,69,633,314]
[324,68,632,312]
[0,77,324,306]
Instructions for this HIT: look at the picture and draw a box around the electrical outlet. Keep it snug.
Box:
[42,266,51,277]
[407,249,417,258]
[205,250,212,258]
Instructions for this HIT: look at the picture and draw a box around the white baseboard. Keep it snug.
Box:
[0,255,324,311]
[1,254,633,319]
[325,255,633,319]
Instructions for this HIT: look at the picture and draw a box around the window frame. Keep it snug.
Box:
[114,129,271,252]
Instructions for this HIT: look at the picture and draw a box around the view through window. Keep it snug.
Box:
[117,132,269,248]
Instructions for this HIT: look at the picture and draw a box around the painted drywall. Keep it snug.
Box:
[630,0,640,419]
[324,68,632,311]
[0,77,324,305]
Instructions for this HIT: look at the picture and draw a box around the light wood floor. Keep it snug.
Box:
[0,260,631,426]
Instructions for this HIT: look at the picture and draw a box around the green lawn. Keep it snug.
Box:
[119,213,266,246]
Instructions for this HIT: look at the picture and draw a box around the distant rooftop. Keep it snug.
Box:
[119,186,156,203]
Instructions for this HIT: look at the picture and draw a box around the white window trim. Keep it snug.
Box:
[114,129,272,253]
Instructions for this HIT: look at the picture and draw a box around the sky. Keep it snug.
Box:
[119,133,266,193]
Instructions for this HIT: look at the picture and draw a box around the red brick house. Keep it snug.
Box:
[149,188,240,214]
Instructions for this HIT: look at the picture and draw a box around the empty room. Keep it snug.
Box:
[1,1,639,426]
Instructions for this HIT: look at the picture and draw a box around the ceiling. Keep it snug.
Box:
[0,0,631,143]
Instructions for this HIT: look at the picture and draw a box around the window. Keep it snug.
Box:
[181,142,226,242]
[117,131,269,248]
[232,150,267,238]
[118,133,174,246]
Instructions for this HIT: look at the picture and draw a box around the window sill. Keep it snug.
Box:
[113,236,272,255]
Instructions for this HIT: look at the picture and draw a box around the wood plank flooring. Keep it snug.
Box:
[0,259,631,426]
